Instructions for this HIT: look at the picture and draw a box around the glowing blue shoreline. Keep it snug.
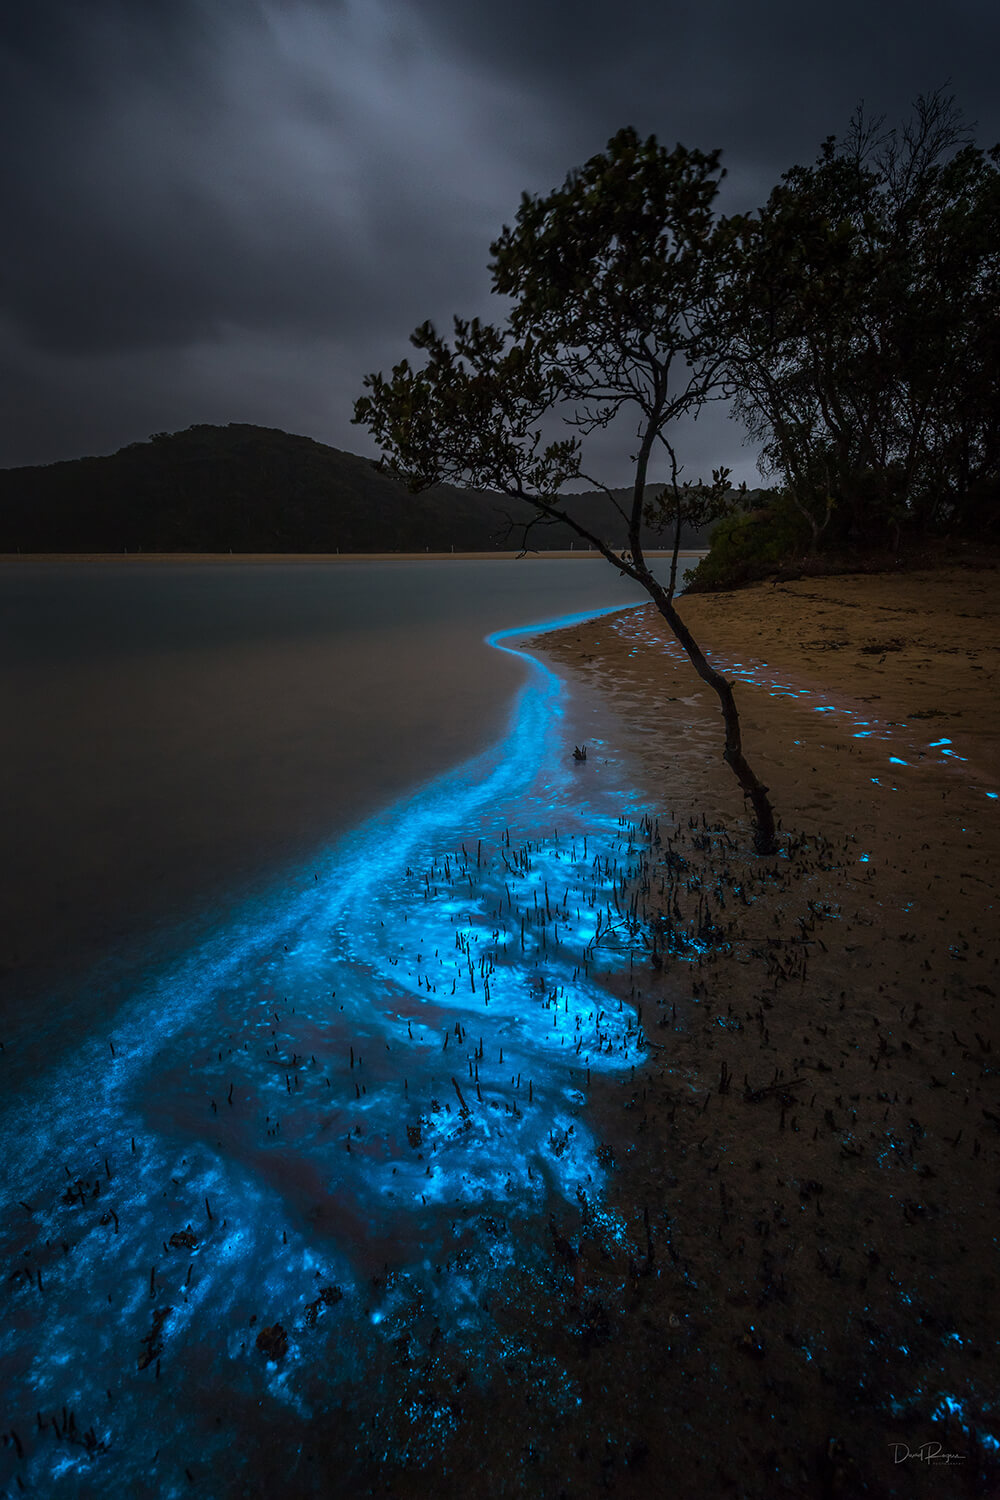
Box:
[0,599,653,1497]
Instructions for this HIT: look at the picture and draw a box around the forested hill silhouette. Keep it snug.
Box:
[0,423,725,554]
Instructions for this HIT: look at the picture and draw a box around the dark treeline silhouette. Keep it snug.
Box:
[0,423,724,554]
[723,90,999,557]
[686,93,999,590]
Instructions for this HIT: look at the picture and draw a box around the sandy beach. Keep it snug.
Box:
[404,564,1000,1498]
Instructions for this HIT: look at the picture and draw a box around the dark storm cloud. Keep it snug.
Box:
[1,0,491,356]
[1,0,998,473]
[417,0,1000,152]
[1,2,544,373]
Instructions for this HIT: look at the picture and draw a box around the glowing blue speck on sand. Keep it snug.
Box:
[0,601,653,1495]
[607,612,997,804]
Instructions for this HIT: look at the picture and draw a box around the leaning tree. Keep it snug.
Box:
[354,127,777,853]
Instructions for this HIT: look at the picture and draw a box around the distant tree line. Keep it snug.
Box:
[0,424,718,553]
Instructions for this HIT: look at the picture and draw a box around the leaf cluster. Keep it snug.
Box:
[354,128,736,571]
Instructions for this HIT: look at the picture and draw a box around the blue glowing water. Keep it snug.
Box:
[1,559,691,1061]
[0,568,687,1495]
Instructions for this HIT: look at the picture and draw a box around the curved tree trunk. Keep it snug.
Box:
[640,569,778,854]
[482,465,779,855]
[618,412,777,855]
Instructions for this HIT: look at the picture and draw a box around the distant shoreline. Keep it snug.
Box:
[0,549,709,564]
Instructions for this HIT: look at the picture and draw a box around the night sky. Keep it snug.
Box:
[2,0,998,486]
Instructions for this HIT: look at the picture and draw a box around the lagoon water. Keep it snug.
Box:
[3,559,683,1005]
[0,557,695,1496]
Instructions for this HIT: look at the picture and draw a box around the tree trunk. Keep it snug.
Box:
[640,569,778,854]
[668,505,683,599]
[504,478,779,857]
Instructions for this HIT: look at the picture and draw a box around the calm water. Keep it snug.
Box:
[0,557,693,1497]
[2,560,687,1006]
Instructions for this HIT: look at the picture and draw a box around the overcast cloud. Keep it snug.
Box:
[1,0,997,486]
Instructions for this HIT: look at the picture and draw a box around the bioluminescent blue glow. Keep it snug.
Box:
[608,609,998,805]
[0,600,661,1497]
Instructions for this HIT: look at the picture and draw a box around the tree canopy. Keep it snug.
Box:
[724,91,1000,551]
[355,127,778,852]
[354,96,998,848]
[356,127,734,535]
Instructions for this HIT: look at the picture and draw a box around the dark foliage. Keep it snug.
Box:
[685,493,814,591]
[723,91,1000,553]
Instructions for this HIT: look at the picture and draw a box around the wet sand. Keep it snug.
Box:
[391,566,999,1498]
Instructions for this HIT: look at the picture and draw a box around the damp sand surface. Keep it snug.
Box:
[379,564,999,1498]
[3,563,998,1498]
